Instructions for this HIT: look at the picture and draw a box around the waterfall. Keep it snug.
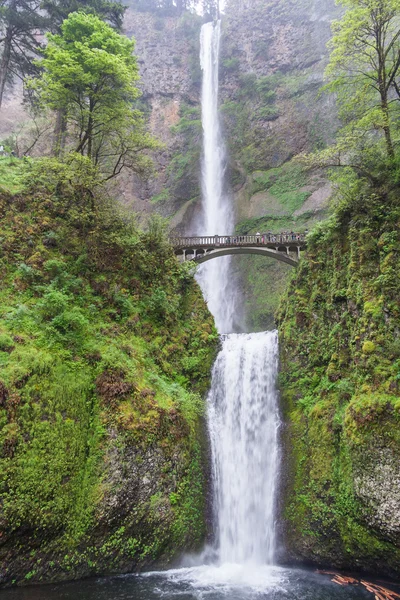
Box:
[197,21,280,568]
[208,331,280,564]
[197,21,235,334]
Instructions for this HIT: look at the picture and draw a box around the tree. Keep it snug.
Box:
[202,0,220,19]
[325,0,400,161]
[32,12,159,181]
[0,0,46,108]
[42,0,126,32]
[131,0,196,15]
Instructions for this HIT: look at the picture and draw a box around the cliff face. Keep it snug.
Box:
[121,0,341,328]
[115,6,203,228]
[217,0,340,329]
[277,189,400,576]
[0,169,218,586]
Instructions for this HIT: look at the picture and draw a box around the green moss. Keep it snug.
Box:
[0,157,27,194]
[0,161,218,584]
[362,340,376,354]
[278,182,400,575]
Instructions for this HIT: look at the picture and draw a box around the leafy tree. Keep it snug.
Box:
[0,0,126,110]
[301,0,400,185]
[42,0,126,32]
[0,0,46,108]
[131,0,196,15]
[32,12,159,181]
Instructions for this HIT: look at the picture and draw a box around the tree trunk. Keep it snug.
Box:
[380,90,394,159]
[86,99,95,161]
[377,37,395,159]
[0,26,13,109]
[53,108,67,157]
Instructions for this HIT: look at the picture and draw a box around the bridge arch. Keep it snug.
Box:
[193,246,298,267]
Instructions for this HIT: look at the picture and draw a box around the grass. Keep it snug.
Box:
[0,156,27,193]
[251,162,312,213]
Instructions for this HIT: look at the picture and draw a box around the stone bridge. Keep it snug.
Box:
[170,233,306,267]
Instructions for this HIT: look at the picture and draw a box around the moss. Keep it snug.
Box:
[362,340,376,354]
[278,186,400,576]
[0,157,27,194]
[0,163,218,585]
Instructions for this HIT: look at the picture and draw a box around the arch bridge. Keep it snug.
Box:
[170,233,306,267]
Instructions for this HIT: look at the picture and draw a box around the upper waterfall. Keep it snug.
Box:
[197,21,236,334]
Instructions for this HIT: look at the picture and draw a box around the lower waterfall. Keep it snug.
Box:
[208,331,280,565]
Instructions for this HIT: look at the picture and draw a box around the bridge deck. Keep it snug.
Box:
[170,233,306,250]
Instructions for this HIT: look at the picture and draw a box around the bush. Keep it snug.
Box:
[0,333,14,352]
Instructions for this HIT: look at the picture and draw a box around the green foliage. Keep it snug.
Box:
[166,103,201,201]
[221,57,240,74]
[0,161,218,583]
[0,157,27,193]
[302,0,400,180]
[0,0,46,108]
[42,0,126,31]
[278,172,400,572]
[251,162,311,213]
[31,12,159,181]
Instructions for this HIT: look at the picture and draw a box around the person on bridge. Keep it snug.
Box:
[256,232,261,243]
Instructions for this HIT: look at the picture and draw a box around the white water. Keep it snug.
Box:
[208,331,280,564]
[189,20,281,577]
[197,21,235,333]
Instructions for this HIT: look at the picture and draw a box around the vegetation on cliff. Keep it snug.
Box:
[278,0,400,576]
[278,176,400,575]
[0,156,218,585]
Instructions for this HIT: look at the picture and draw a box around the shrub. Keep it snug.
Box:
[362,341,376,354]
[0,333,14,352]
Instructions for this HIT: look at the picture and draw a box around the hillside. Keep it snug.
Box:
[0,157,218,585]
[278,177,400,576]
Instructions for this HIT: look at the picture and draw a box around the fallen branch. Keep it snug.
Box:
[317,570,400,600]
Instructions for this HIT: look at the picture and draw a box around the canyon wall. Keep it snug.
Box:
[121,0,341,328]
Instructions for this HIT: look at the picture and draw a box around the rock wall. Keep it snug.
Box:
[0,182,218,586]
[115,6,203,227]
[277,188,400,576]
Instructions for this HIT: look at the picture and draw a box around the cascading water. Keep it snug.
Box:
[198,20,280,568]
[208,331,280,565]
[197,21,235,334]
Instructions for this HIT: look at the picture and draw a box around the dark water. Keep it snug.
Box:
[0,565,387,600]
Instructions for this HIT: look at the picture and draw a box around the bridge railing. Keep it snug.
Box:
[169,233,306,248]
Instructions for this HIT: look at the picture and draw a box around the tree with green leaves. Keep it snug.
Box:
[304,0,400,182]
[326,0,400,160]
[0,0,46,108]
[32,12,159,181]
[42,0,126,32]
